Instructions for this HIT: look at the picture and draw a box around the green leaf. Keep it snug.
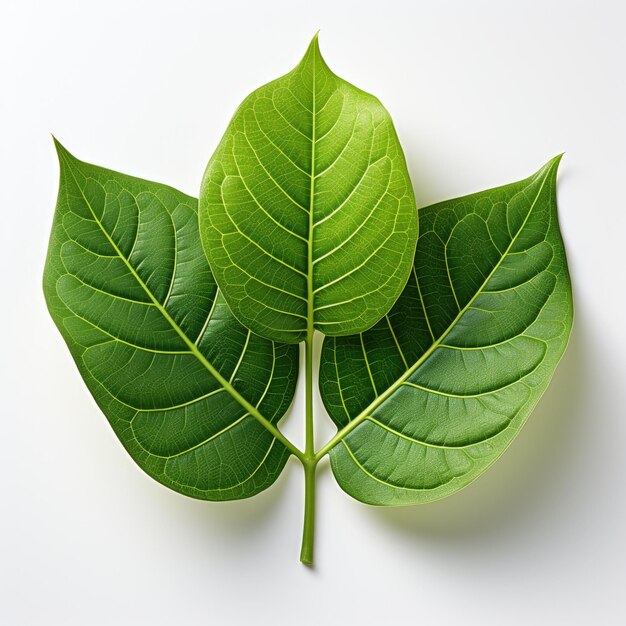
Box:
[43,141,300,500]
[199,34,418,343]
[319,157,573,505]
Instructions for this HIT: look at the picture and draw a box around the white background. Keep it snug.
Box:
[1,1,625,624]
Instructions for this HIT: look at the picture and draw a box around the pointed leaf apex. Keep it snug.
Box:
[51,136,75,164]
[551,152,565,166]
[297,31,331,75]
[309,30,320,50]
[537,153,564,180]
[51,134,63,153]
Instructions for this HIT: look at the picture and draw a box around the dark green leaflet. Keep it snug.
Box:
[43,142,299,500]
[319,157,573,505]
[199,35,418,344]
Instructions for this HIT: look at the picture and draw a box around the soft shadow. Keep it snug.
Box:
[362,305,589,546]
[154,456,300,538]
[402,140,454,209]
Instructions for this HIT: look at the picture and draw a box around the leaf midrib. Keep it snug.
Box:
[61,154,304,461]
[315,168,552,461]
[306,46,317,338]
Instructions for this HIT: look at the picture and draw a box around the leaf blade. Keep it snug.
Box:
[199,35,418,343]
[44,142,300,500]
[319,157,573,504]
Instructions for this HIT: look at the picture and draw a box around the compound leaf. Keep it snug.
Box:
[44,142,299,500]
[320,157,573,505]
[199,34,418,343]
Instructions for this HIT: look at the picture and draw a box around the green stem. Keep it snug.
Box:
[304,334,315,457]
[300,333,317,564]
[299,459,316,564]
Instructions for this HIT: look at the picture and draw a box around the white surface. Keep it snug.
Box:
[1,0,625,624]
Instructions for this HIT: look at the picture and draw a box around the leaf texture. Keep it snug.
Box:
[199,35,418,343]
[43,142,299,500]
[319,157,573,505]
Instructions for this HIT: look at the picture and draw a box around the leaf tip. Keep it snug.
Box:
[51,133,61,151]
[309,30,321,50]
[298,30,331,74]
[552,152,565,167]
[542,152,565,179]
[51,135,74,163]
[531,153,564,183]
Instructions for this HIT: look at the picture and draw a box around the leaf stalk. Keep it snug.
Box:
[299,457,317,565]
[299,333,317,564]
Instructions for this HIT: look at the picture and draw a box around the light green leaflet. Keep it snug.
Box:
[319,157,573,504]
[43,142,299,500]
[199,34,418,344]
